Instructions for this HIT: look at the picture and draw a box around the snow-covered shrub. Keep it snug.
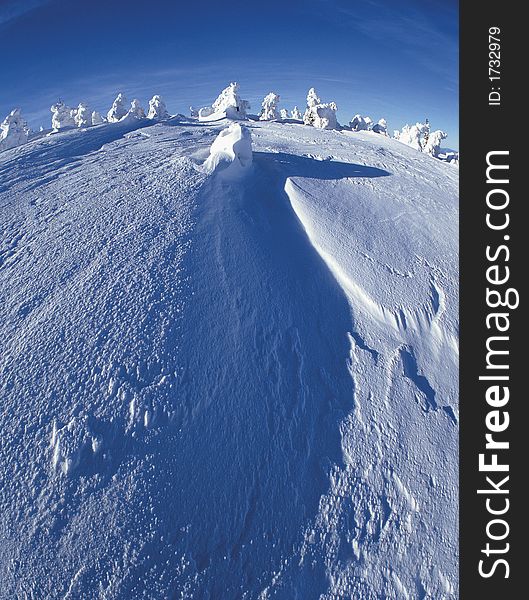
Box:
[280,108,289,120]
[74,102,92,128]
[393,130,401,140]
[424,129,447,158]
[190,106,199,117]
[372,118,388,135]
[259,92,281,121]
[147,95,169,120]
[204,122,252,178]
[199,82,250,121]
[107,93,129,123]
[91,111,104,125]
[0,108,30,151]
[291,106,302,120]
[51,101,76,130]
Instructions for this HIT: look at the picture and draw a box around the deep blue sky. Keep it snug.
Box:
[0,0,459,147]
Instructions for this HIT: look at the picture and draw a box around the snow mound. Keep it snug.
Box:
[107,93,129,123]
[0,108,29,151]
[203,122,252,177]
[147,95,169,120]
[199,82,250,121]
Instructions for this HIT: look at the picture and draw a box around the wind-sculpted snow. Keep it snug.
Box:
[0,118,458,598]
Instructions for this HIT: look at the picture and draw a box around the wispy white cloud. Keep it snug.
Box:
[0,0,53,28]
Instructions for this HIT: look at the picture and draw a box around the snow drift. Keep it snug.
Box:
[203,122,252,177]
[0,117,458,599]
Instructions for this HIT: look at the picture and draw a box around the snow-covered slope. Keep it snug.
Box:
[0,117,458,599]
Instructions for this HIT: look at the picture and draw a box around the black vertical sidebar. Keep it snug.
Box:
[460,1,522,598]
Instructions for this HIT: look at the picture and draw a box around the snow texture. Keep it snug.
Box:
[259,92,281,121]
[147,95,169,120]
[0,117,458,599]
[0,108,29,151]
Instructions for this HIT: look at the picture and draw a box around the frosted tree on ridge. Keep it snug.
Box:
[0,108,30,151]
[372,118,388,135]
[291,106,302,120]
[74,102,92,128]
[147,95,169,120]
[280,108,289,119]
[259,92,281,121]
[424,129,447,158]
[107,93,129,123]
[51,101,76,130]
[303,88,339,129]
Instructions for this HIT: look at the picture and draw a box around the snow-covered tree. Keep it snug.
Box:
[424,129,447,158]
[210,82,250,119]
[313,103,338,130]
[398,122,428,151]
[291,106,302,120]
[393,130,401,140]
[91,111,104,125]
[189,106,199,117]
[51,101,76,130]
[74,102,92,128]
[147,95,169,120]
[259,92,281,121]
[303,89,339,129]
[303,88,321,125]
[124,99,146,120]
[372,118,388,135]
[349,114,369,131]
[280,108,289,120]
[0,108,30,151]
[107,93,129,123]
